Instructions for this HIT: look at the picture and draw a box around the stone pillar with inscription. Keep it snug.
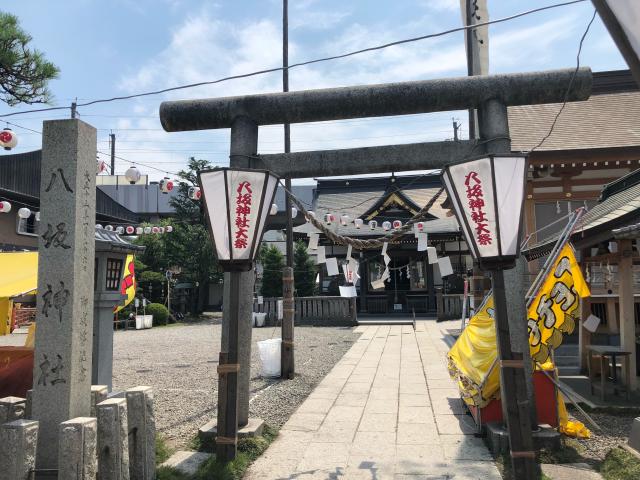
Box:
[31,119,97,469]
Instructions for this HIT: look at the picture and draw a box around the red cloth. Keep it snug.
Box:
[0,353,33,398]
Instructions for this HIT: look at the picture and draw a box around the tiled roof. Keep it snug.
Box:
[508,91,640,152]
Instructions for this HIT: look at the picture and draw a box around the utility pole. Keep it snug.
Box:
[281,0,295,378]
[110,132,116,175]
[452,119,460,141]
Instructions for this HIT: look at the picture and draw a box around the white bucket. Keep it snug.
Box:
[257,338,282,377]
[254,312,267,327]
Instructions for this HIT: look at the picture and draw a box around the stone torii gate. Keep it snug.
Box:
[159,67,591,474]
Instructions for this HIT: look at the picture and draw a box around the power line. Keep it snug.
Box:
[0,0,586,119]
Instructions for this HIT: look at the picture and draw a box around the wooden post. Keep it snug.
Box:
[492,269,536,479]
[216,273,240,461]
[282,267,295,379]
[617,239,637,391]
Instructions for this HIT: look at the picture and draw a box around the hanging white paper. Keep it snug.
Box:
[325,257,339,276]
[417,233,428,252]
[346,244,352,260]
[427,246,438,264]
[277,299,283,320]
[583,314,601,333]
[383,253,391,266]
[348,258,360,280]
[339,285,358,298]
[308,233,319,250]
[316,246,326,264]
[381,267,390,281]
[257,296,264,305]
[381,242,388,256]
[371,279,386,290]
[438,256,453,277]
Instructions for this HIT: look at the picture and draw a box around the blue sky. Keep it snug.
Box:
[0,0,627,182]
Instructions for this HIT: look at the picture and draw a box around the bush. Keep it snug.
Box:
[146,303,169,326]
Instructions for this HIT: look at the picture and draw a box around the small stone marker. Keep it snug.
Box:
[58,417,98,480]
[126,386,155,480]
[0,396,26,423]
[629,417,640,453]
[0,419,39,480]
[91,385,109,417]
[97,398,130,480]
[31,119,97,469]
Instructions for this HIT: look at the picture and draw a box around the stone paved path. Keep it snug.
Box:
[245,321,501,479]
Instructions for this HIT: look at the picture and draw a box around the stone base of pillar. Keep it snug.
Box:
[58,417,98,480]
[0,396,26,424]
[199,417,264,442]
[0,419,39,480]
[485,422,561,455]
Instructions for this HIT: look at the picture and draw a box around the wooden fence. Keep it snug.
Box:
[253,296,357,325]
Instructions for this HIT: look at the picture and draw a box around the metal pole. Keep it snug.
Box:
[491,269,537,479]
[110,133,116,175]
[216,271,241,462]
[281,0,295,378]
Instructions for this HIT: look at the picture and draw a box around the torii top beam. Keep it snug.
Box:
[159,68,592,132]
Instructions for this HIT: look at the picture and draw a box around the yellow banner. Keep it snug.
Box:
[528,244,590,363]
[114,255,136,313]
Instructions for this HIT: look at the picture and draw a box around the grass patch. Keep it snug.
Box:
[156,433,174,465]
[600,447,640,480]
[154,425,278,480]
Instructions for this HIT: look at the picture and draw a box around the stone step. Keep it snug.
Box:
[555,344,579,356]
[161,451,212,476]
[554,355,579,367]
[557,366,581,376]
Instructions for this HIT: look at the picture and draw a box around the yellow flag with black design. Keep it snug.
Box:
[527,244,590,363]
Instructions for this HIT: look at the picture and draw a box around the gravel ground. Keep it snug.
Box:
[112,319,359,449]
[570,409,640,462]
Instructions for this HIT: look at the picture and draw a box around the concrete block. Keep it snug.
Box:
[629,417,640,452]
[97,398,130,480]
[541,463,603,480]
[199,417,264,441]
[0,396,26,424]
[58,417,98,480]
[161,451,212,476]
[126,386,155,480]
[91,385,108,417]
[485,422,561,455]
[0,419,39,480]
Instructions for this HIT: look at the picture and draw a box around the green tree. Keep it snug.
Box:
[0,12,59,106]
[293,240,316,296]
[260,244,284,298]
[133,158,221,314]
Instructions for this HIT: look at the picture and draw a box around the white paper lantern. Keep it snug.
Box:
[306,211,315,222]
[189,186,202,200]
[125,166,141,184]
[105,225,114,231]
[415,222,425,233]
[393,220,402,229]
[291,207,298,218]
[95,224,103,229]
[340,214,350,226]
[159,226,165,234]
[369,220,377,230]
[116,226,124,234]
[126,226,135,235]
[96,160,107,175]
[159,177,174,194]
[0,128,18,150]
[136,227,144,235]
[382,221,391,231]
[0,201,12,213]
[166,225,173,233]
[270,203,278,215]
[144,226,152,234]
[18,207,31,219]
[324,213,335,225]
[354,218,364,229]
[151,226,160,234]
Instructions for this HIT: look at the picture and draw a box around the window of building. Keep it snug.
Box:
[105,258,123,291]
[16,212,39,236]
